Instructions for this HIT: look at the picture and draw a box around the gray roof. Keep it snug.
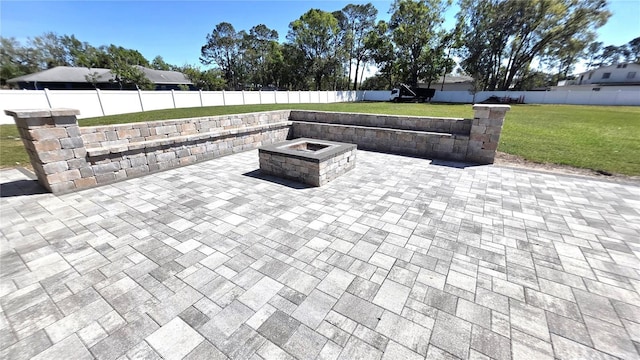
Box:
[8,66,192,85]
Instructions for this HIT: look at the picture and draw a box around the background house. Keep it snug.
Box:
[554,62,640,91]
[7,66,193,90]
[417,75,475,91]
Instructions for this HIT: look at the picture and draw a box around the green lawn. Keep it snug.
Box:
[2,103,639,176]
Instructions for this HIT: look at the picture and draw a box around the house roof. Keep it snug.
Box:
[8,66,192,85]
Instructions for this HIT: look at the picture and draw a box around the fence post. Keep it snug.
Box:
[137,89,145,112]
[199,89,204,107]
[43,88,53,108]
[222,90,226,106]
[242,90,246,105]
[287,90,290,104]
[259,90,262,104]
[171,89,177,108]
[95,89,105,116]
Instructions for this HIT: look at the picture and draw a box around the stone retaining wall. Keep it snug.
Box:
[6,109,292,193]
[6,105,508,194]
[290,105,509,164]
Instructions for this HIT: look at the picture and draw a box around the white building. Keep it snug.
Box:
[576,63,640,85]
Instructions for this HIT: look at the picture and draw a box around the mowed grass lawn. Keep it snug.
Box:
[1,103,639,175]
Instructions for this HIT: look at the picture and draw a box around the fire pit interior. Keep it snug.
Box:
[287,142,329,152]
[259,138,356,187]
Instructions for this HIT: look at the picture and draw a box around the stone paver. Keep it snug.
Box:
[1,149,639,359]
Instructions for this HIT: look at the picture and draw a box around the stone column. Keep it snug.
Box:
[5,109,95,193]
[466,104,511,164]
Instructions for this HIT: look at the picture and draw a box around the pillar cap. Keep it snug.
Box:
[4,108,80,118]
[472,104,511,111]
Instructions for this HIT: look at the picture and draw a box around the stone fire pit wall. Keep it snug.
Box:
[5,104,508,194]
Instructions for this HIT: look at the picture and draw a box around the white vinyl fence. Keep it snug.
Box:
[0,89,360,124]
[361,89,640,106]
[1,88,637,124]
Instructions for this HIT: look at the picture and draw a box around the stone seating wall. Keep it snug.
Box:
[5,105,509,193]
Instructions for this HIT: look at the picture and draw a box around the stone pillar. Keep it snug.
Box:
[466,104,511,164]
[5,109,95,194]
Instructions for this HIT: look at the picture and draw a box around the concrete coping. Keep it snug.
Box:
[259,138,357,163]
[4,108,81,118]
[472,104,511,111]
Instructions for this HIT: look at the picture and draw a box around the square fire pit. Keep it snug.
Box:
[259,138,357,186]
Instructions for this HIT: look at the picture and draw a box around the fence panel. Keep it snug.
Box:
[44,90,104,119]
[201,91,225,107]
[140,91,175,111]
[275,91,289,104]
[173,91,202,109]
[223,91,244,105]
[93,91,143,116]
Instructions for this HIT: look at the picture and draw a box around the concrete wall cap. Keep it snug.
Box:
[472,104,511,111]
[5,108,81,118]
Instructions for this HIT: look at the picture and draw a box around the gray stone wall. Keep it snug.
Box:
[289,106,509,164]
[6,109,292,193]
[6,105,508,194]
[289,110,471,134]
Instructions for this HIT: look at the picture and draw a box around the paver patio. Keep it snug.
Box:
[1,149,639,360]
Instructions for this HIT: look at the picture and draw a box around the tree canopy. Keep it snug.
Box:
[3,1,622,91]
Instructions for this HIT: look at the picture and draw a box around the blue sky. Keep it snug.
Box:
[1,0,638,73]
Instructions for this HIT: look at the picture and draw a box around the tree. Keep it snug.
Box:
[179,65,225,90]
[457,0,611,90]
[151,56,173,70]
[339,3,378,90]
[546,36,593,80]
[280,44,309,90]
[597,44,631,66]
[365,21,398,88]
[0,37,40,86]
[105,45,152,89]
[389,0,451,87]
[585,41,603,69]
[287,9,341,90]
[200,22,243,89]
[242,25,280,88]
[627,37,640,63]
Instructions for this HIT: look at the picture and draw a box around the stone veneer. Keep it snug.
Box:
[289,104,509,164]
[5,104,508,193]
[259,138,357,186]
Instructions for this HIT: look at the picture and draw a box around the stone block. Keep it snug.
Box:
[81,132,107,145]
[74,177,97,188]
[92,162,120,175]
[79,167,94,178]
[60,137,84,149]
[34,139,61,152]
[42,161,69,175]
[125,166,149,177]
[29,128,68,141]
[130,156,148,167]
[47,169,81,184]
[95,173,116,184]
[156,152,176,163]
[38,149,75,163]
[117,129,141,139]
[49,181,76,193]
[105,131,117,141]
